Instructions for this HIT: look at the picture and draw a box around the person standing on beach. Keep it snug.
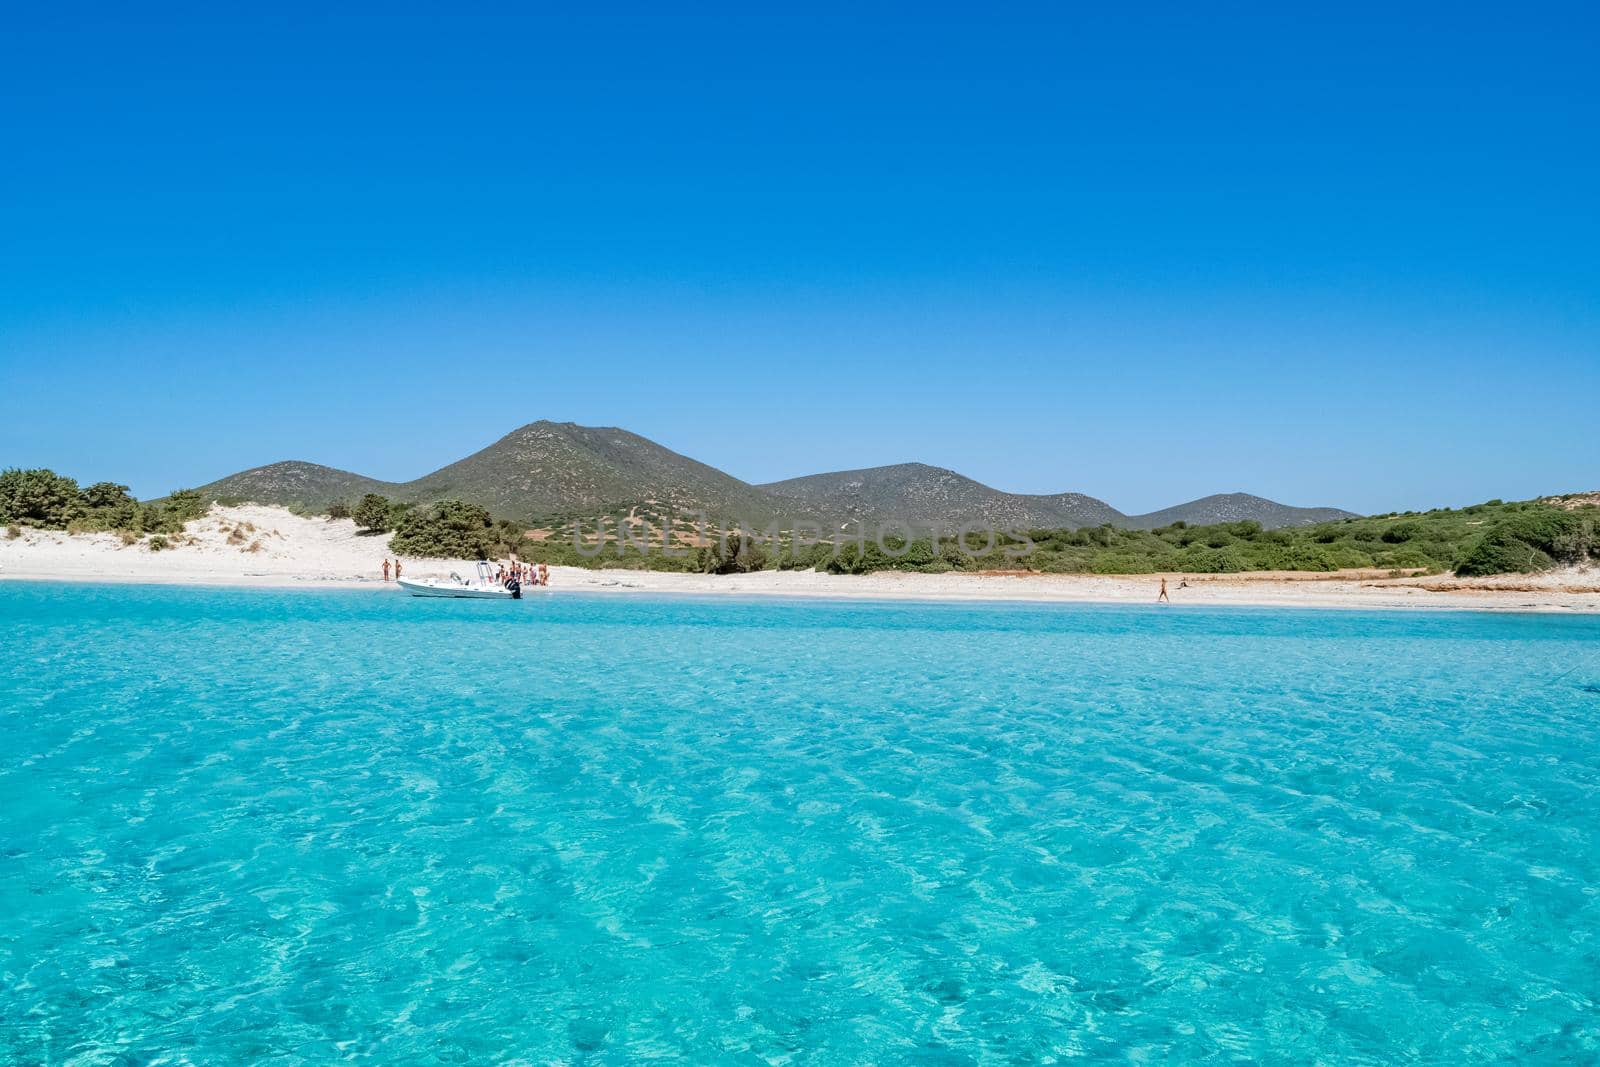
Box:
[382,558,391,582]
[394,559,402,581]
[1158,578,1169,602]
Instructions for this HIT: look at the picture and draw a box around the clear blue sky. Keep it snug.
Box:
[2,5,1595,514]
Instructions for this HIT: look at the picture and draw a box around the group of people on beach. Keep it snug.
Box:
[379,557,549,587]
[500,561,550,588]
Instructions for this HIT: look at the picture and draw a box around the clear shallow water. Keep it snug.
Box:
[2,584,1598,1064]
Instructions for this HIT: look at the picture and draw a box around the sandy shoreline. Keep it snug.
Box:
[3,505,1598,613]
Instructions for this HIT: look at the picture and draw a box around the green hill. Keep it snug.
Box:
[759,468,1355,532]
[199,461,402,513]
[1127,493,1357,530]
[193,419,1354,531]
[759,464,1129,530]
[404,422,783,524]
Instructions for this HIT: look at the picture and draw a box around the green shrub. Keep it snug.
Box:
[162,489,207,523]
[353,493,395,533]
[695,531,770,574]
[1381,521,1423,544]
[1178,546,1249,573]
[390,499,494,558]
[1256,545,1341,571]
[1326,544,1378,570]
[1089,553,1162,574]
[93,502,141,532]
[1551,517,1597,564]
[0,468,83,528]
[326,500,352,520]
[1494,509,1580,554]
[1452,507,1597,575]
[822,540,898,575]
[1376,546,1439,570]
[1455,531,1551,576]
[81,481,134,509]
[135,503,170,534]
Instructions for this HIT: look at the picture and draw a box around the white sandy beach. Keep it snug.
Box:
[2,504,1597,613]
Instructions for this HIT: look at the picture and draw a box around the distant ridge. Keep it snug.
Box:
[1126,493,1356,530]
[758,464,1128,529]
[200,461,401,512]
[198,420,1359,530]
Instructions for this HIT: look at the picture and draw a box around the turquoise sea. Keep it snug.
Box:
[2,582,1597,1064]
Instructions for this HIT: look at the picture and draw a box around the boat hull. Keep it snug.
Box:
[397,578,514,599]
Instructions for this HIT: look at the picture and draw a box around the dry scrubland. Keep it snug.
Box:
[2,505,1597,612]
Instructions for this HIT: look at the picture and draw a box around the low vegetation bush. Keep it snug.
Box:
[1454,510,1596,576]
[1088,552,1164,574]
[389,499,496,558]
[1381,521,1423,544]
[0,468,84,527]
[695,531,770,574]
[525,500,1599,578]
[353,493,396,533]
[0,467,207,537]
[81,481,134,509]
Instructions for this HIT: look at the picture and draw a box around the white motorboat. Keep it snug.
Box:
[398,561,520,599]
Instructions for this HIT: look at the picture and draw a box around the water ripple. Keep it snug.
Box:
[2,584,1598,1063]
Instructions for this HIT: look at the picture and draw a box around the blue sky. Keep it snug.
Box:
[2,5,1595,513]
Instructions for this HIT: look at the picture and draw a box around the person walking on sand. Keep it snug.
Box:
[1158,578,1169,602]
[382,558,391,582]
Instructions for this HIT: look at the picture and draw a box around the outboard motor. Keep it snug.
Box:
[506,576,521,600]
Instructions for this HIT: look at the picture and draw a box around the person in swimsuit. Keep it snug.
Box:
[1158,578,1169,602]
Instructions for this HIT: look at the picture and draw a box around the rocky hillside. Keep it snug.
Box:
[759,464,1128,530]
[402,422,784,523]
[1127,493,1357,529]
[199,461,402,513]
